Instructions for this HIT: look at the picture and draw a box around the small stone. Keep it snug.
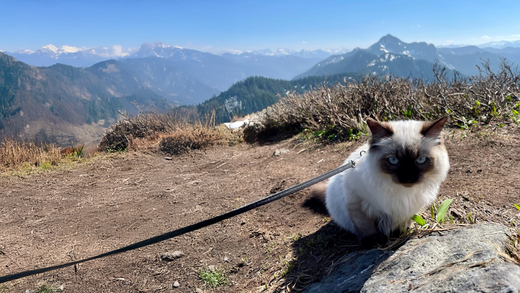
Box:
[224,256,230,262]
[160,251,184,261]
[273,148,289,156]
[196,288,204,293]
[165,157,172,161]
[173,281,180,288]
[208,265,216,272]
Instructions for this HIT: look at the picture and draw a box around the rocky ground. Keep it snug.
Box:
[1,126,520,293]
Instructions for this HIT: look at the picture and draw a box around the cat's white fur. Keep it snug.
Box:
[325,120,450,237]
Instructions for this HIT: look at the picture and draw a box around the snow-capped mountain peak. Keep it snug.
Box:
[40,44,59,53]
[16,49,34,54]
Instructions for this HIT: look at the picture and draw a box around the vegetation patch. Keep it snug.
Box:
[159,127,223,155]
[199,268,228,288]
[0,136,93,174]
[245,61,520,142]
[36,283,61,293]
[99,111,239,155]
[0,138,61,172]
[98,112,179,152]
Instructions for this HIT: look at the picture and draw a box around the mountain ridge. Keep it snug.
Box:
[295,34,520,78]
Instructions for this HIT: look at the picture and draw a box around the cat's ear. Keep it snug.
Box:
[421,116,449,138]
[367,118,393,142]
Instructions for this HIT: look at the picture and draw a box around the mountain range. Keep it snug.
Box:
[5,43,347,68]
[0,52,183,145]
[296,34,520,79]
[2,34,520,145]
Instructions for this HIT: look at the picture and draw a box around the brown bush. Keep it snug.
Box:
[99,110,235,155]
[159,127,222,155]
[98,113,188,152]
[0,138,61,171]
[246,60,520,142]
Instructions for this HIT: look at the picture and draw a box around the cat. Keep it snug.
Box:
[321,117,450,247]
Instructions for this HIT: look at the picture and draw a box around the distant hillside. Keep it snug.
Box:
[6,42,330,92]
[0,52,175,145]
[94,57,220,105]
[173,73,358,124]
[128,42,326,90]
[294,34,520,79]
[295,35,460,80]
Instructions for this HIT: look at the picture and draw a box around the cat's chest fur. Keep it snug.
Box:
[325,117,450,245]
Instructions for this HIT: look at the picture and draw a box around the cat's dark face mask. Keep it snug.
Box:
[378,146,434,187]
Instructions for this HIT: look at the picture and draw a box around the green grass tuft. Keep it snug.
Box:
[436,199,454,223]
[411,214,427,226]
[200,268,228,288]
[37,284,58,293]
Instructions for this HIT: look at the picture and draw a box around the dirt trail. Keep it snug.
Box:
[1,127,520,293]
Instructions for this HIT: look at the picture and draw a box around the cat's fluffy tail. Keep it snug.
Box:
[302,181,329,215]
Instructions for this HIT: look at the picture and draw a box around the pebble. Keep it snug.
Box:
[173,281,179,288]
[196,288,204,293]
[223,256,230,262]
[160,251,184,261]
[273,148,289,156]
[208,265,216,272]
[165,157,172,160]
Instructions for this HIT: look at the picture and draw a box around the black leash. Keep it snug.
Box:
[0,160,357,284]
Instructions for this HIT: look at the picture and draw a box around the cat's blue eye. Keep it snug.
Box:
[416,157,427,164]
[388,157,399,165]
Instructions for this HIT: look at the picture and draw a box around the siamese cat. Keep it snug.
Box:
[323,117,450,246]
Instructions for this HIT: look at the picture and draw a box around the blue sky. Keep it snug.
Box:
[1,0,519,53]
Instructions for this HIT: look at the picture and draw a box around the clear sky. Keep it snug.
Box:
[1,0,519,53]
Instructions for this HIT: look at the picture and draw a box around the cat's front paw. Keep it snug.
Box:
[359,233,388,248]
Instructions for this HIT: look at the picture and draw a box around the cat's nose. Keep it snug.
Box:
[399,173,418,184]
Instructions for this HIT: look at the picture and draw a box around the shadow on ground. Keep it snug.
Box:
[273,220,394,292]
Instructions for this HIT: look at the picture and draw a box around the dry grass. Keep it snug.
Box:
[98,112,182,152]
[246,60,520,142]
[159,127,223,155]
[506,231,520,265]
[99,111,240,155]
[0,138,61,172]
[0,137,95,175]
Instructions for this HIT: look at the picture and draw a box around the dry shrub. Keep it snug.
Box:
[99,112,188,152]
[0,138,61,171]
[246,60,520,142]
[99,111,236,155]
[159,127,222,155]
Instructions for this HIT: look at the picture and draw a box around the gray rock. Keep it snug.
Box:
[273,148,289,156]
[304,223,520,293]
[303,250,391,292]
[160,250,184,261]
[173,281,179,288]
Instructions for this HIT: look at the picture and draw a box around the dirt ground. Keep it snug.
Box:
[1,126,520,293]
